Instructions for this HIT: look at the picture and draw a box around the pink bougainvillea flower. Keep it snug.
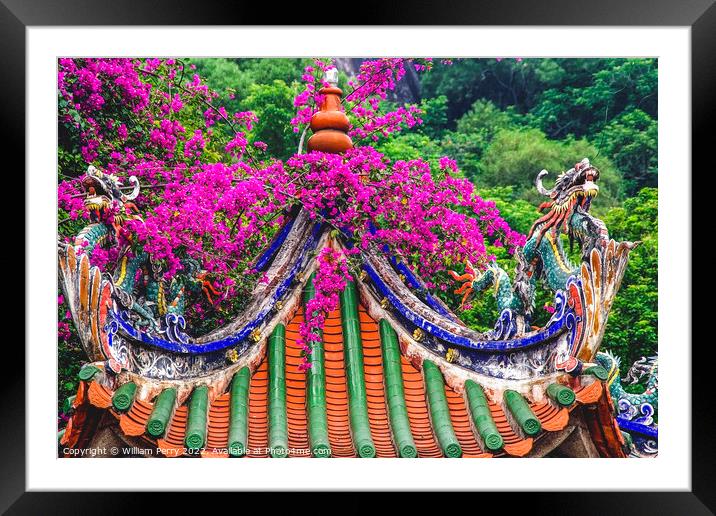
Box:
[57,57,524,370]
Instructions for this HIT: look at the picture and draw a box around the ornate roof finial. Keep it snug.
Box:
[307,68,353,154]
[324,67,339,87]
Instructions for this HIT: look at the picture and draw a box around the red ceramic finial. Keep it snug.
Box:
[307,68,353,154]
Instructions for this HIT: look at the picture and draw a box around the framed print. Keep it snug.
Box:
[8,0,713,513]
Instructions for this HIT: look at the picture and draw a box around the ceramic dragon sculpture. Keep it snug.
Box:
[59,157,639,386]
[111,251,217,330]
[597,350,658,417]
[59,166,218,344]
[596,350,658,456]
[451,158,631,333]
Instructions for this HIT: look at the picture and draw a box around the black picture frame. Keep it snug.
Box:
[6,0,712,513]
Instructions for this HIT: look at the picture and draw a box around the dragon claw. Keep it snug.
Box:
[449,260,479,307]
[460,287,473,307]
[454,282,472,295]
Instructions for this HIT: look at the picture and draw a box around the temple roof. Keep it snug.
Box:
[58,71,634,459]
[61,284,625,458]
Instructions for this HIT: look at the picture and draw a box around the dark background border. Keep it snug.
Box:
[5,0,711,514]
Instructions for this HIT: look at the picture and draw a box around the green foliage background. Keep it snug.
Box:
[58,58,658,416]
[380,58,658,372]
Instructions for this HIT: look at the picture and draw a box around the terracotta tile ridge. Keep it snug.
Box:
[540,406,570,432]
[575,379,603,405]
[503,438,534,457]
[87,380,113,409]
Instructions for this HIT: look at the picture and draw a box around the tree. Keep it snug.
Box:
[595,108,658,195]
[58,57,524,374]
[437,100,520,181]
[420,58,571,122]
[476,127,623,209]
[601,187,658,368]
[528,58,657,140]
[56,56,658,400]
[414,95,449,139]
[376,133,443,167]
[241,80,301,160]
[451,186,556,331]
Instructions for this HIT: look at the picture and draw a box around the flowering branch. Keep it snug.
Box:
[58,57,525,364]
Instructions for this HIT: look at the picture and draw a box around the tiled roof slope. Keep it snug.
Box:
[61,295,626,458]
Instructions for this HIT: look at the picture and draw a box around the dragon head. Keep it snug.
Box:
[624,355,658,386]
[81,165,140,216]
[536,158,600,211]
[81,165,142,240]
[528,158,602,245]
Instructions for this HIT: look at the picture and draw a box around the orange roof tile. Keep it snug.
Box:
[87,381,112,409]
[359,306,397,458]
[285,308,311,457]
[533,403,570,432]
[401,355,443,457]
[575,380,603,405]
[323,308,356,457]
[445,385,492,458]
[61,297,619,459]
[119,398,153,436]
[247,359,269,457]
[488,401,534,456]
